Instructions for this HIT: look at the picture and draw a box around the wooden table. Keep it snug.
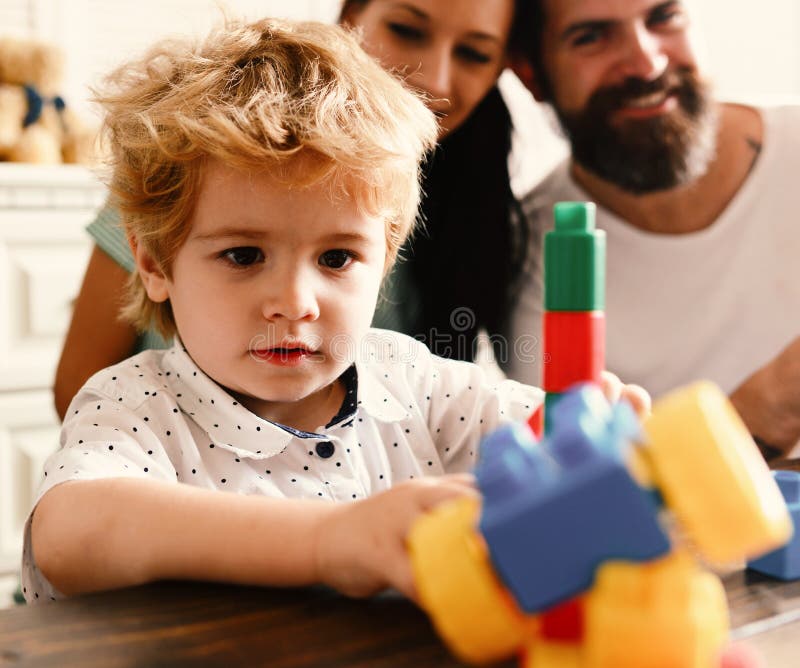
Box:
[2,460,799,667]
[2,568,800,666]
[0,582,470,668]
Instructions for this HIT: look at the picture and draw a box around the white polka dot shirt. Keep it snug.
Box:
[21,329,542,602]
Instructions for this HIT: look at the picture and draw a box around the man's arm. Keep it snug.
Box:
[730,336,800,456]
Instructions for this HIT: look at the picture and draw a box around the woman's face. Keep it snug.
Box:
[343,0,515,136]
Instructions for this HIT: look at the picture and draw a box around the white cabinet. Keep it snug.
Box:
[0,390,61,575]
[0,164,104,583]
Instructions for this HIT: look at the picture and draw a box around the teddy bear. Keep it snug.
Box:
[0,36,96,164]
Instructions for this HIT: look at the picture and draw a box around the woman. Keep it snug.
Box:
[55,0,534,419]
[342,0,529,363]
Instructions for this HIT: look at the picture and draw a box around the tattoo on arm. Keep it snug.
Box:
[746,137,762,174]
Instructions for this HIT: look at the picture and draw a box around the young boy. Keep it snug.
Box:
[20,18,540,604]
[22,18,642,605]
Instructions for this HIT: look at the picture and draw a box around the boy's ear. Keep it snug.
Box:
[130,235,170,303]
[510,55,546,102]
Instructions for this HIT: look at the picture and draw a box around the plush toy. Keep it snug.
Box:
[0,36,96,164]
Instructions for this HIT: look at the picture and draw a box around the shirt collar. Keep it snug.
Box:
[352,336,411,423]
[161,337,409,457]
[163,341,299,458]
[325,364,358,427]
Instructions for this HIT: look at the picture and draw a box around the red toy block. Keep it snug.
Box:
[528,404,544,439]
[719,643,764,668]
[543,311,605,393]
[540,596,585,642]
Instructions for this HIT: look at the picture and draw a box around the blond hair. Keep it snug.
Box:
[96,18,437,337]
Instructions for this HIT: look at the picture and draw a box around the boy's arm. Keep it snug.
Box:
[32,474,475,599]
[32,477,332,595]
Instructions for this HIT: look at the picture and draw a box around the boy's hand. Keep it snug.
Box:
[600,370,651,417]
[313,474,478,601]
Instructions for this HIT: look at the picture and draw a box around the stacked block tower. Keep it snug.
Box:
[529,202,605,437]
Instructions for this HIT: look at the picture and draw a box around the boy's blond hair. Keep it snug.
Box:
[96,18,438,338]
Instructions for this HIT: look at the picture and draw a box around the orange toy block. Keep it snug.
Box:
[584,551,728,668]
[522,639,582,668]
[643,382,792,565]
[408,496,536,664]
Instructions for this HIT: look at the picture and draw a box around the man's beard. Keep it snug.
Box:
[554,68,719,194]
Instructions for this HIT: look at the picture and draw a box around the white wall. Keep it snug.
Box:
[694,0,800,102]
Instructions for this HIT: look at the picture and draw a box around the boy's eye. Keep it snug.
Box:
[388,22,425,42]
[319,249,354,270]
[221,246,264,267]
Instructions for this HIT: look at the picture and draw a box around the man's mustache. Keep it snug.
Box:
[589,70,688,112]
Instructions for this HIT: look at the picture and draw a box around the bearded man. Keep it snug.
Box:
[509,0,800,456]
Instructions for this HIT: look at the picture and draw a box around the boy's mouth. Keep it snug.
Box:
[251,344,314,366]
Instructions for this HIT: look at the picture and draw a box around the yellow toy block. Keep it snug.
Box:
[522,640,582,668]
[643,381,792,565]
[584,551,728,668]
[407,496,535,664]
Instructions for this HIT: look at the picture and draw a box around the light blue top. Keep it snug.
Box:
[86,203,170,353]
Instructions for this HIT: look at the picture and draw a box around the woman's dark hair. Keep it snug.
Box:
[509,0,549,96]
[407,87,525,363]
[341,0,535,364]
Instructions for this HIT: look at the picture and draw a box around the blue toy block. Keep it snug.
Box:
[476,385,670,613]
[477,422,556,498]
[747,471,800,580]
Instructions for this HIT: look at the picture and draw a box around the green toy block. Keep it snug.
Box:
[545,202,606,311]
[544,392,563,435]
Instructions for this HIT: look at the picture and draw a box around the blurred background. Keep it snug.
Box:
[2,0,798,116]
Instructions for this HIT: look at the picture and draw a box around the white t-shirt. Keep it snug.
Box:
[21,329,541,603]
[509,104,800,400]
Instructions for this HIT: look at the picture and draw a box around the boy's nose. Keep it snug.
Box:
[261,273,320,322]
[616,24,668,82]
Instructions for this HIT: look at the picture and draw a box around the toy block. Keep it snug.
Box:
[540,596,584,642]
[528,404,544,439]
[625,439,658,492]
[543,311,605,393]
[522,639,582,668]
[748,470,800,580]
[407,495,534,664]
[544,385,642,469]
[544,202,605,312]
[477,387,670,613]
[584,551,729,668]
[718,643,765,668]
[543,392,562,435]
[477,421,557,493]
[643,382,792,565]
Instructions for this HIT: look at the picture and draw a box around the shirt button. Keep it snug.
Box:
[316,441,335,458]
